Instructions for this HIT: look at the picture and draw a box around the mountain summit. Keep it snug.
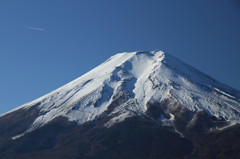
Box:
[1,50,240,159]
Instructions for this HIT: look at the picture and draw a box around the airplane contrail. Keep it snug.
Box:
[22,26,46,31]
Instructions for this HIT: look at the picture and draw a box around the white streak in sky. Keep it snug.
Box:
[22,26,46,31]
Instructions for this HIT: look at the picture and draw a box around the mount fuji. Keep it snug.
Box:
[1,50,240,159]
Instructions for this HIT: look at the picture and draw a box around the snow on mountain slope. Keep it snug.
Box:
[2,50,240,139]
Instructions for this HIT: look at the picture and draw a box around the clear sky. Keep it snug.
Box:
[0,0,240,114]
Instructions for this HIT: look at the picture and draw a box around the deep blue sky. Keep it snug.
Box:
[0,0,240,114]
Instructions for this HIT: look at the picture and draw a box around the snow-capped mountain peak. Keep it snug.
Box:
[2,50,240,139]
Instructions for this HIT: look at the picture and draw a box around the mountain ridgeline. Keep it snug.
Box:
[0,50,240,159]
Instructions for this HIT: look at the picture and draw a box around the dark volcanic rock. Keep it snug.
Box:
[0,116,193,159]
[1,113,240,159]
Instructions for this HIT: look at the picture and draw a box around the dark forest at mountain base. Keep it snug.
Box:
[0,115,240,159]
